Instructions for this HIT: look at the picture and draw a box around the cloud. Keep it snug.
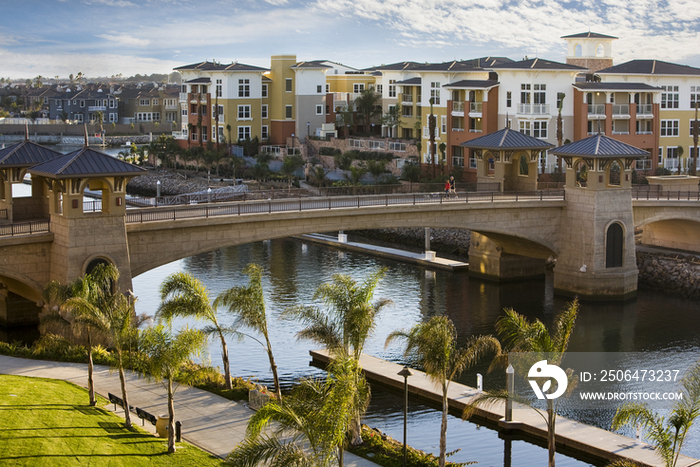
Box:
[97,34,150,47]
[83,0,137,7]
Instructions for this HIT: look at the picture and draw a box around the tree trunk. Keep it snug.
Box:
[118,353,132,429]
[548,400,556,467]
[338,444,344,467]
[349,408,363,446]
[167,378,176,453]
[87,331,95,406]
[440,383,448,467]
[220,334,232,390]
[265,336,282,401]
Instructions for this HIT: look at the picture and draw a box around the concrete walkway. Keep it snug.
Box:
[0,355,379,466]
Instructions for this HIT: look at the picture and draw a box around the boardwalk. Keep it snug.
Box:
[0,355,378,466]
[310,349,700,467]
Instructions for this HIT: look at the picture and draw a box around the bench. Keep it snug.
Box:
[135,407,158,426]
[107,392,134,414]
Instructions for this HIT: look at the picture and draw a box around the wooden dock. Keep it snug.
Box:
[310,349,700,467]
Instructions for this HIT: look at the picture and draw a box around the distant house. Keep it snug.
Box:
[116,83,180,128]
[47,86,119,125]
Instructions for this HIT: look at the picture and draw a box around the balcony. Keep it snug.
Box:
[636,104,653,118]
[88,106,107,112]
[179,92,188,102]
[401,94,414,104]
[452,101,464,116]
[469,102,483,118]
[518,103,549,115]
[612,104,630,119]
[165,104,178,110]
[588,104,606,119]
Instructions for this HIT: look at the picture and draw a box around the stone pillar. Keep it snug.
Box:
[553,187,638,299]
[468,232,545,281]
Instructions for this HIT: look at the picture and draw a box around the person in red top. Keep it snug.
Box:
[444,179,451,198]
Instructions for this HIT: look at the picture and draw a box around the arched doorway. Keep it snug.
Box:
[605,222,624,268]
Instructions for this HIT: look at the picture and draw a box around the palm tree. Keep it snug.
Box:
[226,355,363,467]
[354,86,382,134]
[281,154,304,192]
[284,269,391,445]
[157,272,234,390]
[611,361,700,467]
[214,264,282,401]
[386,315,501,467]
[139,324,207,453]
[467,299,579,467]
[308,166,328,188]
[365,159,386,185]
[380,103,402,138]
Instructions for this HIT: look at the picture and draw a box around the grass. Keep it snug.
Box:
[0,374,224,466]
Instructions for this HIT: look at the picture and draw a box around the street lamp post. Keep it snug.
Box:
[397,366,413,467]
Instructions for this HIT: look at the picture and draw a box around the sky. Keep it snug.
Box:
[1,0,699,80]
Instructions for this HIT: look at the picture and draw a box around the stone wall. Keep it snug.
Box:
[637,251,700,299]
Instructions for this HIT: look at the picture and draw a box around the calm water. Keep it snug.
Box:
[129,237,700,466]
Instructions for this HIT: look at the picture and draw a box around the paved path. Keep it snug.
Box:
[0,355,379,466]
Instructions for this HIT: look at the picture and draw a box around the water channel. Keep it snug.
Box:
[127,236,700,466]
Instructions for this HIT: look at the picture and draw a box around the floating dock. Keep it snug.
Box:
[310,349,700,467]
[299,233,469,271]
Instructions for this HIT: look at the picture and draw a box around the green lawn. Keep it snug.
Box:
[0,375,224,466]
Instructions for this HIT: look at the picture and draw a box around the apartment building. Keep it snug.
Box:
[118,84,180,128]
[47,86,119,124]
[595,60,700,173]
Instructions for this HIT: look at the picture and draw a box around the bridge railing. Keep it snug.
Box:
[125,190,565,224]
[632,190,700,201]
[0,220,50,237]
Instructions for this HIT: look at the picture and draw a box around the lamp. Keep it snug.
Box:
[397,366,414,467]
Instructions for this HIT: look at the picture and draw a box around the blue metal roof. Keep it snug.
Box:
[0,140,63,167]
[551,134,649,158]
[29,147,147,179]
[460,128,554,150]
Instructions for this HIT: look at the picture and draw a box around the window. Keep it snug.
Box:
[191,131,197,141]
[201,105,206,116]
[533,84,546,104]
[637,120,653,134]
[389,80,396,98]
[181,108,188,117]
[261,125,268,139]
[430,82,440,105]
[519,120,531,135]
[286,105,292,119]
[326,84,330,93]
[660,120,679,136]
[661,86,679,109]
[469,150,477,168]
[201,85,208,94]
[606,223,624,268]
[55,99,62,108]
[389,142,406,152]
[262,84,268,98]
[402,106,413,118]
[520,84,531,104]
[238,79,250,97]
[109,99,116,108]
[285,78,292,92]
[441,115,447,134]
[658,147,663,165]
[165,112,176,122]
[216,79,222,98]
[139,99,150,106]
[533,121,547,138]
[506,91,511,108]
[369,141,385,150]
[667,147,679,159]
[317,85,323,93]
[376,84,383,94]
[43,97,49,104]
[353,83,365,93]
[216,105,224,118]
[73,100,77,105]
[238,105,251,120]
[80,100,85,108]
[109,113,117,123]
[75,114,83,123]
[261,104,268,119]
[238,126,251,140]
[152,98,159,105]
[316,104,324,115]
[691,86,699,108]
[452,146,464,167]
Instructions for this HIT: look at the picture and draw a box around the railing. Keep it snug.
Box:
[452,128,465,132]
[633,190,700,201]
[0,220,50,237]
[401,94,414,103]
[88,106,107,112]
[612,131,629,135]
[452,101,465,112]
[612,104,629,116]
[636,104,653,115]
[637,131,653,135]
[470,102,483,113]
[125,190,566,225]
[0,209,7,220]
[179,92,188,102]
[518,104,549,115]
[469,129,483,133]
[588,104,606,116]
